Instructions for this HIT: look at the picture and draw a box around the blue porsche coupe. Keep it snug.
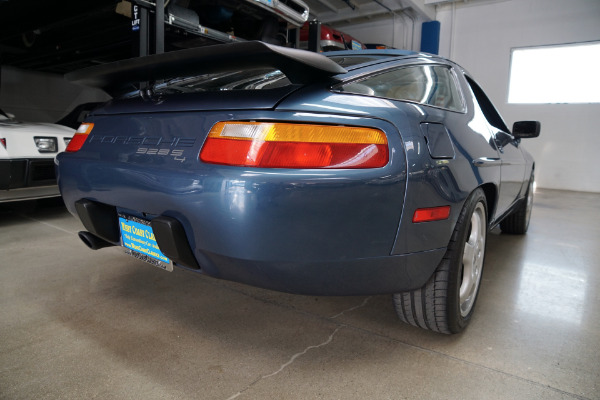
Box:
[57,41,540,334]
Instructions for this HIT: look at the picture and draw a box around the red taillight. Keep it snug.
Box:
[0,138,6,149]
[413,206,451,223]
[200,122,389,169]
[66,123,94,152]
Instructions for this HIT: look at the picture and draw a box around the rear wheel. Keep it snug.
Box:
[500,173,534,234]
[393,188,488,334]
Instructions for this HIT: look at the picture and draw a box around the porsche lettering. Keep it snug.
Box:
[88,135,195,147]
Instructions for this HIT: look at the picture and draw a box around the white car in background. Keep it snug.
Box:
[0,108,74,202]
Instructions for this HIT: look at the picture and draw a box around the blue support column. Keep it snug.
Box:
[420,21,441,55]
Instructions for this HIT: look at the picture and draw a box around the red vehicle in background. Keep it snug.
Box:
[299,22,366,51]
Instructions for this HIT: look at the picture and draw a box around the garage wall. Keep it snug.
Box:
[0,66,110,123]
[436,0,600,193]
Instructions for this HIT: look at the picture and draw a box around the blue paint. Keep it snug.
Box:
[421,21,441,54]
[56,47,537,295]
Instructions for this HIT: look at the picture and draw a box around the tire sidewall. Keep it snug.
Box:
[446,188,488,333]
[524,173,535,231]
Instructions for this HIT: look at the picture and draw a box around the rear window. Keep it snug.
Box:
[335,65,465,112]
[152,68,291,94]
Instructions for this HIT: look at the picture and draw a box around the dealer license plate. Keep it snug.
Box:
[118,214,173,272]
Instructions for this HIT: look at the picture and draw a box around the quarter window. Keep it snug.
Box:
[337,65,464,112]
[465,76,510,133]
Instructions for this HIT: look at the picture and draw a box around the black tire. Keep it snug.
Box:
[500,173,534,234]
[393,188,488,334]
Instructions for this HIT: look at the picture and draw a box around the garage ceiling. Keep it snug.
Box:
[0,0,434,75]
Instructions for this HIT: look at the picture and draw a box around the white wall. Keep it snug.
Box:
[436,0,600,193]
[0,66,110,123]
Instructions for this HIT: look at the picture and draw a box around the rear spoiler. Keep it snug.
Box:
[65,41,348,96]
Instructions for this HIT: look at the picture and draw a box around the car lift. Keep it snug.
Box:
[129,0,316,57]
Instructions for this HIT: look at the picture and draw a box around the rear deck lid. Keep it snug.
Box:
[92,83,302,115]
[66,41,347,97]
[67,41,348,115]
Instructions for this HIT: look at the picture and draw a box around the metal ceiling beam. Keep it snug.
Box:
[339,0,358,10]
[401,0,436,20]
[313,0,435,24]
[316,0,402,24]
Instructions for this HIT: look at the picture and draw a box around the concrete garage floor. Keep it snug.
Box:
[1,189,599,400]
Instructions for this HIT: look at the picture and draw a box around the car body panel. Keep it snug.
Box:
[1,112,74,202]
[0,121,73,158]
[56,43,537,295]
[58,110,407,262]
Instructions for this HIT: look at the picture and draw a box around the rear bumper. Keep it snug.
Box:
[200,247,445,295]
[74,198,444,295]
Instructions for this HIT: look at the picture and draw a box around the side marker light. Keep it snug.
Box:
[413,206,451,223]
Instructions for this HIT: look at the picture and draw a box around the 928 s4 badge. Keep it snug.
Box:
[135,147,187,162]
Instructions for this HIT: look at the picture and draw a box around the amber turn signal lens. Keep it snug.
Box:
[66,123,94,152]
[200,122,389,169]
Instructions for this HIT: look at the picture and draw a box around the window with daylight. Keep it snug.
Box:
[508,41,600,104]
[338,65,465,112]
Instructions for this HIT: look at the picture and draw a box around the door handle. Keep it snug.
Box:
[473,157,501,167]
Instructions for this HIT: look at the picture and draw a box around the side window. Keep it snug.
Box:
[465,76,510,133]
[337,65,465,112]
